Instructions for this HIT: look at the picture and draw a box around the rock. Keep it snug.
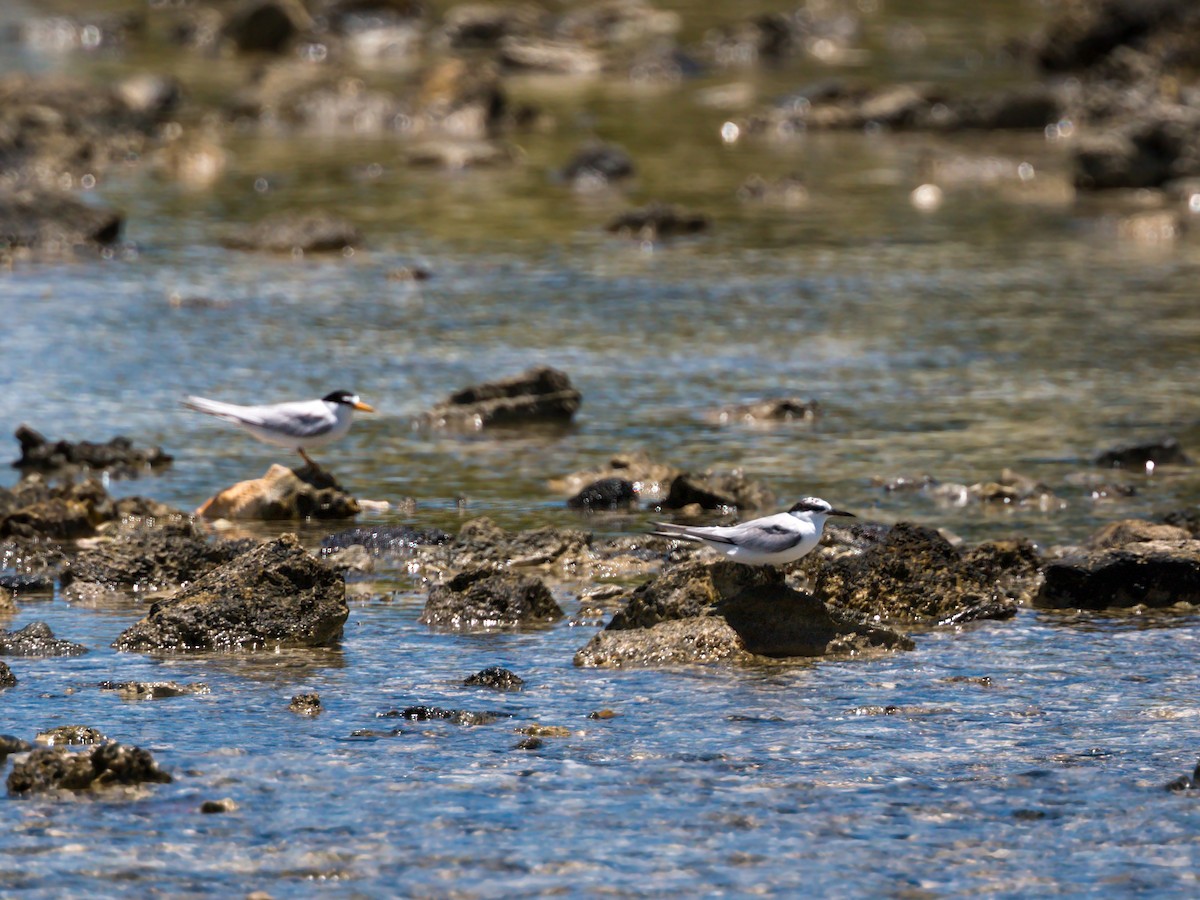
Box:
[61,520,256,596]
[0,622,88,657]
[0,573,55,595]
[606,202,708,239]
[7,742,172,795]
[289,692,321,715]
[321,525,451,554]
[12,425,172,477]
[0,476,179,541]
[422,567,563,629]
[1034,540,1200,610]
[707,398,820,426]
[0,735,31,760]
[498,36,604,74]
[575,561,910,668]
[1035,0,1199,73]
[113,534,348,652]
[807,522,1030,625]
[0,189,123,257]
[196,464,360,521]
[98,681,210,700]
[737,174,809,207]
[661,470,774,512]
[1088,519,1192,549]
[438,2,544,50]
[36,725,107,746]
[421,366,582,429]
[560,141,635,188]
[0,660,15,688]
[1094,437,1192,469]
[567,477,638,510]
[463,666,525,690]
[222,211,362,254]
[0,587,13,617]
[1165,761,1200,792]
[551,452,679,503]
[1162,509,1200,537]
[405,139,513,169]
[376,705,499,726]
[200,797,240,813]
[223,0,311,54]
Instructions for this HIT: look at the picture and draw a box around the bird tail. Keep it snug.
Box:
[182,396,244,421]
[649,523,701,543]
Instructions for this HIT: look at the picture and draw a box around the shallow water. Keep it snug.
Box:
[3,0,1200,896]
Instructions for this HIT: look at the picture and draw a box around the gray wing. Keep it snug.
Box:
[247,402,335,439]
[715,521,807,555]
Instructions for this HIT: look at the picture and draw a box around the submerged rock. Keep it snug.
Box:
[420,366,582,429]
[1034,540,1200,610]
[0,661,15,689]
[36,725,107,746]
[196,464,360,520]
[0,735,31,760]
[550,451,680,503]
[1094,437,1192,469]
[606,202,708,239]
[575,561,910,668]
[98,681,210,700]
[7,742,172,795]
[707,398,820,426]
[567,477,638,510]
[807,522,1035,625]
[661,469,775,513]
[0,622,88,657]
[113,534,348,652]
[289,692,321,716]
[321,525,451,554]
[1087,519,1192,549]
[12,425,172,477]
[222,210,362,254]
[463,666,525,690]
[0,189,122,259]
[377,705,499,726]
[422,567,563,629]
[560,141,635,188]
[0,477,180,541]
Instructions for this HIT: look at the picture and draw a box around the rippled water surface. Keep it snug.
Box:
[3,0,1200,895]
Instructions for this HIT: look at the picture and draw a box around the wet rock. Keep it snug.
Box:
[1162,509,1200,537]
[222,210,362,254]
[1094,437,1192,469]
[1088,519,1192,549]
[0,622,88,657]
[1034,540,1200,610]
[0,735,31,760]
[321,525,451,554]
[420,366,582,429]
[807,522,1030,625]
[560,141,635,188]
[968,470,1062,509]
[575,561,910,667]
[1035,0,1200,73]
[438,2,545,50]
[1165,760,1200,792]
[606,202,708,239]
[196,464,360,521]
[661,470,774,513]
[113,534,348,652]
[0,476,179,541]
[321,544,374,574]
[422,567,563,629]
[0,573,55,596]
[61,520,256,597]
[200,797,239,813]
[36,726,106,746]
[707,398,820,427]
[0,587,13,617]
[12,425,172,477]
[513,736,544,751]
[223,0,311,54]
[0,661,15,688]
[289,692,321,716]
[736,173,809,207]
[0,189,122,258]
[568,477,638,511]
[413,57,510,139]
[404,139,513,169]
[704,6,860,66]
[518,724,570,737]
[377,705,499,725]
[99,681,210,700]
[1073,109,1200,190]
[551,451,679,503]
[7,742,172,795]
[499,36,604,75]
[463,666,525,690]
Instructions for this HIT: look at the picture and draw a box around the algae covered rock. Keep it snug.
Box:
[422,567,563,629]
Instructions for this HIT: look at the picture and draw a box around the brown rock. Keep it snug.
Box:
[196,464,359,521]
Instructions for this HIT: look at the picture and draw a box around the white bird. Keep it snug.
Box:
[650,497,855,566]
[183,390,375,468]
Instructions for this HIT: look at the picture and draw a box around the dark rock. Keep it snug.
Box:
[942,84,1064,130]
[289,692,321,716]
[1088,519,1192,549]
[7,742,172,795]
[0,622,88,657]
[513,736,544,751]
[99,681,210,700]
[1035,0,1198,73]
[661,470,774,513]
[551,451,680,503]
[1165,761,1200,792]
[36,725,107,746]
[0,587,13,617]
[222,211,362,254]
[737,174,809,206]
[0,735,31,761]
[113,534,348,652]
[1034,540,1200,610]
[223,0,310,54]
[321,525,451,554]
[1162,509,1200,537]
[1094,437,1192,469]
[0,189,123,257]
[196,464,360,520]
[575,560,911,668]
[438,2,544,50]
[12,425,172,477]
[560,141,635,187]
[568,477,638,510]
[61,520,255,596]
[606,202,708,239]
[463,666,525,690]
[709,398,820,426]
[808,522,1029,625]
[0,660,15,688]
[0,573,55,595]
[422,567,563,629]
[0,477,179,541]
[421,366,582,429]
[200,797,239,813]
[377,705,498,725]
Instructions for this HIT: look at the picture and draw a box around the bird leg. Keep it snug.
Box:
[298,448,320,470]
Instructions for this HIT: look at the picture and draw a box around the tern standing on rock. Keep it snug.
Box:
[183,390,375,468]
[650,497,855,566]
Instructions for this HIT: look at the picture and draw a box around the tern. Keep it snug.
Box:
[650,497,855,566]
[183,390,375,468]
